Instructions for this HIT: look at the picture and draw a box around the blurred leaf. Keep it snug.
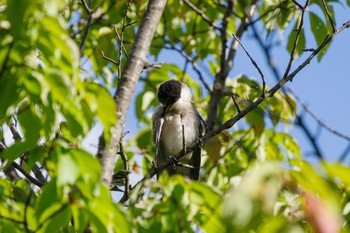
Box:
[324,163,350,187]
[245,108,265,137]
[0,71,19,116]
[7,0,33,39]
[36,179,62,222]
[42,205,72,233]
[57,151,79,186]
[82,82,117,141]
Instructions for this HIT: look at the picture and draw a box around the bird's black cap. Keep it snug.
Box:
[157,80,182,106]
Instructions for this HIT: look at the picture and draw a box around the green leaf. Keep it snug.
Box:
[245,108,265,137]
[17,105,42,145]
[7,0,34,39]
[189,182,224,232]
[0,71,19,116]
[287,20,306,58]
[88,186,131,233]
[42,206,72,233]
[273,132,301,160]
[82,82,117,142]
[72,207,90,233]
[136,128,153,149]
[309,11,330,61]
[0,141,29,164]
[36,179,62,221]
[57,152,79,186]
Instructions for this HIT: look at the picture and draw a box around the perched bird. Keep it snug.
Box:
[152,80,205,180]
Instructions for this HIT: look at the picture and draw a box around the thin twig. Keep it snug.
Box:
[163,43,211,93]
[100,51,119,66]
[321,0,336,33]
[144,62,163,69]
[232,33,266,96]
[182,0,221,30]
[291,0,303,10]
[230,93,241,113]
[80,0,92,54]
[282,0,310,81]
[116,0,134,78]
[119,131,130,204]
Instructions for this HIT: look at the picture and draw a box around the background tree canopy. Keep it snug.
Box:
[1,0,350,232]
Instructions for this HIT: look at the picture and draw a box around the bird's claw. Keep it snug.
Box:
[169,156,180,167]
[197,137,204,147]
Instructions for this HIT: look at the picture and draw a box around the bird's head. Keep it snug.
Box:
[157,80,192,106]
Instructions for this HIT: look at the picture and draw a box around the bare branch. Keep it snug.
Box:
[12,162,44,188]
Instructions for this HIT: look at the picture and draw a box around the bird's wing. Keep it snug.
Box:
[189,106,206,180]
[152,106,165,164]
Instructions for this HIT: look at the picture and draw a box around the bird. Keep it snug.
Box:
[152,79,205,180]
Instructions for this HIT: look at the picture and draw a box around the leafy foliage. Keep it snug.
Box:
[0,0,349,232]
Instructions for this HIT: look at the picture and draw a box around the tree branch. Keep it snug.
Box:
[12,162,44,188]
[97,0,167,186]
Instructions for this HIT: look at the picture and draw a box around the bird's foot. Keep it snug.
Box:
[169,156,180,167]
[197,137,204,147]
